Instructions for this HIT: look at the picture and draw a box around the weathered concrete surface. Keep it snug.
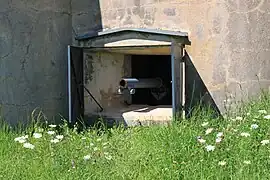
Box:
[83,51,131,114]
[98,0,270,113]
[2,0,270,125]
[0,1,72,125]
[71,0,102,44]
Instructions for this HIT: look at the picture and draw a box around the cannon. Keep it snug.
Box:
[117,78,168,105]
[119,78,163,89]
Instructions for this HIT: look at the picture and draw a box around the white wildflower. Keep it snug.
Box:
[22,135,28,139]
[47,131,55,135]
[50,139,60,143]
[105,155,112,160]
[18,139,27,143]
[250,124,259,130]
[201,122,209,127]
[33,133,42,139]
[14,137,21,142]
[14,135,28,143]
[198,138,206,144]
[216,132,223,138]
[243,160,251,164]
[205,128,214,135]
[264,115,270,119]
[14,137,24,142]
[240,132,250,137]
[218,161,226,166]
[56,135,64,140]
[246,112,251,116]
[258,110,267,114]
[235,116,243,121]
[261,140,270,145]
[90,143,94,146]
[23,143,35,149]
[93,147,98,151]
[216,138,222,143]
[48,124,57,128]
[205,145,215,152]
[83,155,91,161]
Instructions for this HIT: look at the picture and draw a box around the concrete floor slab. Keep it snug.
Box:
[87,105,172,126]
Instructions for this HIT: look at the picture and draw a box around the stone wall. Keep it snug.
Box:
[98,0,270,112]
[0,1,72,125]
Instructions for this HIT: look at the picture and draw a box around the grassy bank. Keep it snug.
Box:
[0,94,270,180]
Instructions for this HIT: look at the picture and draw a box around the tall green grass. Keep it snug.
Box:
[0,93,269,180]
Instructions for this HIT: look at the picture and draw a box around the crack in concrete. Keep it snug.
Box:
[0,12,14,59]
[20,21,34,82]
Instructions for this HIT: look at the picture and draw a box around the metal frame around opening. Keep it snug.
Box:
[69,28,190,123]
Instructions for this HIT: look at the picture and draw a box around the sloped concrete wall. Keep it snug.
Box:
[0,1,72,125]
[99,0,270,113]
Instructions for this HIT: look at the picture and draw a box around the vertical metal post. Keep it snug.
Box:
[67,45,72,123]
[171,42,184,120]
[180,46,185,119]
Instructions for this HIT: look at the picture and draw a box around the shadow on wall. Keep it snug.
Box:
[71,0,103,40]
[184,51,221,118]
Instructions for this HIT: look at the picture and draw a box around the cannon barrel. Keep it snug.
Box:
[119,78,162,89]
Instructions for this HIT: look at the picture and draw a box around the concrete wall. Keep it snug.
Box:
[0,1,72,125]
[71,0,102,43]
[1,0,270,125]
[83,51,131,115]
[98,0,270,113]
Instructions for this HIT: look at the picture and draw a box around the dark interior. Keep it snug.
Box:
[131,55,172,106]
